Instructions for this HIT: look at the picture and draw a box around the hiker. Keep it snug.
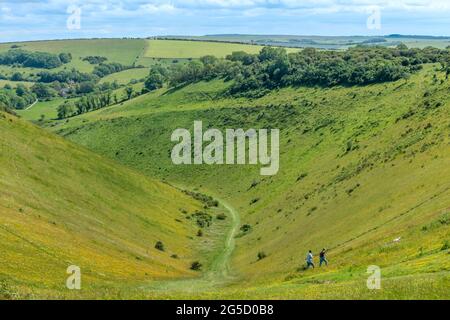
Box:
[319,248,328,267]
[306,250,315,269]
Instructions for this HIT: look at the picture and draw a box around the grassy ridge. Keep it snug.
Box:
[52,64,450,298]
[0,111,212,298]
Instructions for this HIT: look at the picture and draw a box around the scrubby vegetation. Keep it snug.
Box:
[0,85,35,110]
[143,45,449,96]
[0,49,71,69]
[82,56,108,64]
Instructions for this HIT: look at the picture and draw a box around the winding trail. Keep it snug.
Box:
[25,99,38,110]
[142,195,240,293]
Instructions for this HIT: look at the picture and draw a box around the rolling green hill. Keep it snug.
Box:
[0,39,146,74]
[50,64,450,299]
[0,111,230,299]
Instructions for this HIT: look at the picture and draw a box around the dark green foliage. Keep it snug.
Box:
[0,86,36,109]
[125,87,134,100]
[93,62,130,78]
[183,190,219,208]
[155,241,165,251]
[240,224,252,233]
[70,91,113,117]
[0,49,67,69]
[31,83,57,99]
[145,71,164,91]
[82,56,108,64]
[38,69,97,84]
[191,211,212,228]
[57,101,77,119]
[257,251,267,260]
[58,53,72,64]
[147,45,448,96]
[190,261,202,271]
[216,213,227,220]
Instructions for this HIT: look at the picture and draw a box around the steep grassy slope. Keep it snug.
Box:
[0,111,215,299]
[50,64,450,298]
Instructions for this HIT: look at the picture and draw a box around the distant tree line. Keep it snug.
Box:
[82,56,108,64]
[0,49,72,69]
[143,45,450,96]
[57,85,140,119]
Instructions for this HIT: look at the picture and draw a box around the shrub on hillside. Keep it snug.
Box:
[155,241,165,251]
[257,251,267,261]
[190,261,202,271]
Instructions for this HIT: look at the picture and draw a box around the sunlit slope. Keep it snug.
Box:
[52,65,450,296]
[0,112,203,297]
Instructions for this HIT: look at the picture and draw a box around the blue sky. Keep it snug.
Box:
[1,1,450,42]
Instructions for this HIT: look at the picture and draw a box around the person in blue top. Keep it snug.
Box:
[306,250,315,269]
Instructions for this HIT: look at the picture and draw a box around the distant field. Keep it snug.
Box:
[17,81,146,122]
[0,39,146,73]
[168,35,450,49]
[0,79,34,88]
[17,98,69,121]
[145,39,271,59]
[99,67,149,85]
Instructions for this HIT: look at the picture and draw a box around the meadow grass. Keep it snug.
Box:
[0,111,234,299]
[99,67,149,85]
[145,39,268,59]
[0,39,146,73]
[49,64,450,299]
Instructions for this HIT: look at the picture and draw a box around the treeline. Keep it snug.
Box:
[0,49,72,69]
[0,85,36,110]
[93,62,130,77]
[57,91,115,119]
[143,45,450,95]
[57,85,139,119]
[82,56,108,64]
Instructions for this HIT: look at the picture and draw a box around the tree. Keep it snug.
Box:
[144,72,164,91]
[31,83,56,99]
[125,87,134,100]
[59,53,72,64]
[57,101,76,119]
[11,72,23,81]
[154,241,165,251]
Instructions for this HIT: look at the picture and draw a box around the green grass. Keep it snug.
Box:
[145,39,269,59]
[0,39,146,73]
[0,111,236,299]
[169,35,450,49]
[0,79,34,88]
[99,68,149,85]
[48,64,450,299]
[16,98,69,121]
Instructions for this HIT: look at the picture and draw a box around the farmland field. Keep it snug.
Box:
[99,67,149,85]
[0,39,146,73]
[145,39,271,58]
[0,79,34,88]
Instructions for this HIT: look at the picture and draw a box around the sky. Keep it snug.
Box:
[1,0,450,42]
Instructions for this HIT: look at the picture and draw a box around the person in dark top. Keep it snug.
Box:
[319,248,328,267]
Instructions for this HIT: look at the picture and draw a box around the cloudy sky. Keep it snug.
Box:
[1,0,450,42]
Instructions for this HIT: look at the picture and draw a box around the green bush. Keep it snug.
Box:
[155,241,165,251]
[190,261,202,271]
